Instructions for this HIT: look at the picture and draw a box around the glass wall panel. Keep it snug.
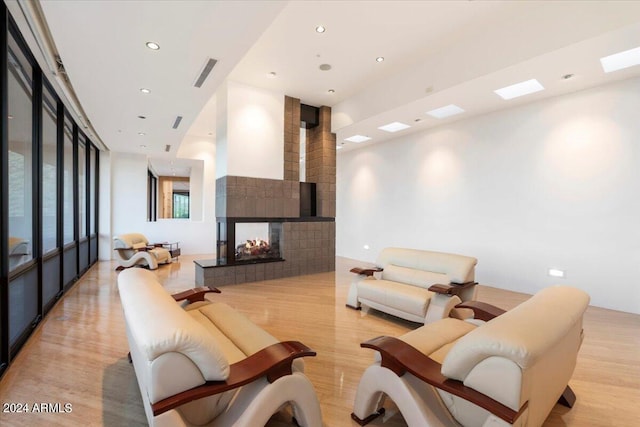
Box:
[63,115,74,244]
[42,84,58,254]
[7,33,34,271]
[8,269,38,346]
[78,136,86,238]
[89,145,96,235]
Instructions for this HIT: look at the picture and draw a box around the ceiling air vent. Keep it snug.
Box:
[165,145,171,152]
[194,58,218,88]
[172,116,183,129]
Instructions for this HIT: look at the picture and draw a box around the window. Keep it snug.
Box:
[42,83,58,254]
[147,169,157,222]
[62,115,74,244]
[7,32,34,270]
[172,192,190,218]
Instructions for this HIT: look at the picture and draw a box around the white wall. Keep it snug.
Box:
[337,77,640,314]
[219,81,284,180]
[109,146,216,256]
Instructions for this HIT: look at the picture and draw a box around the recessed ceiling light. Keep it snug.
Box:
[600,46,640,73]
[140,88,151,94]
[139,144,146,148]
[328,89,335,94]
[145,41,160,50]
[138,115,146,119]
[426,104,466,119]
[319,64,332,71]
[376,57,384,63]
[494,79,544,100]
[315,25,326,33]
[267,71,277,78]
[138,132,146,136]
[378,121,411,133]
[344,135,371,143]
[562,73,575,80]
[414,118,422,122]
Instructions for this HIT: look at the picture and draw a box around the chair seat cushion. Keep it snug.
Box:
[358,279,434,317]
[399,318,476,364]
[188,302,279,364]
[149,247,170,263]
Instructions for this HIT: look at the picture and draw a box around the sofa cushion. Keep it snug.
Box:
[376,247,477,284]
[382,264,449,289]
[358,279,434,318]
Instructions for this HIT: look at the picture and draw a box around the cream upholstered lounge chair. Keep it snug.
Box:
[351,286,589,427]
[118,268,323,427]
[113,233,171,270]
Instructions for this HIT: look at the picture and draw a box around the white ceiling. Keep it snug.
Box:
[31,1,640,157]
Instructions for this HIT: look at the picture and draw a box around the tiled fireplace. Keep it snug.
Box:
[194,96,336,287]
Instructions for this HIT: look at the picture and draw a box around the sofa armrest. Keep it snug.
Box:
[360,336,527,425]
[455,301,506,321]
[172,286,221,303]
[350,267,383,277]
[428,281,476,296]
[152,341,316,416]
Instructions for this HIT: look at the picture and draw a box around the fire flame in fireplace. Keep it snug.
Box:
[236,238,271,259]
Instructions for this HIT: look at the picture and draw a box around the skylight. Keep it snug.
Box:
[494,79,544,100]
[344,135,371,143]
[600,47,640,73]
[426,104,465,119]
[378,122,410,133]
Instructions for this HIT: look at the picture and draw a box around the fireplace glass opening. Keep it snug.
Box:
[217,220,283,264]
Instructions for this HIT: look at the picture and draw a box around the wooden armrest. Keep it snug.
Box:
[428,281,477,296]
[350,267,383,277]
[152,341,316,416]
[455,301,506,321]
[172,286,221,303]
[360,336,527,425]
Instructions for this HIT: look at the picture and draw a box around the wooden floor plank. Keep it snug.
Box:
[0,255,638,426]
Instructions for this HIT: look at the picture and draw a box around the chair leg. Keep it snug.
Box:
[558,385,576,408]
[351,407,385,426]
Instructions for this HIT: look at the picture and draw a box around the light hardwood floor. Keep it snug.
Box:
[0,256,638,426]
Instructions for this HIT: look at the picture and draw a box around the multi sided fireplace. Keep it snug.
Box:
[217,219,283,265]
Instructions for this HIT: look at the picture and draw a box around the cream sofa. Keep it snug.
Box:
[113,233,171,270]
[347,247,478,323]
[351,286,590,427]
[118,268,322,427]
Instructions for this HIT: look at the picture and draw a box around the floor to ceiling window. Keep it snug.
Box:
[1,5,101,376]
[6,25,36,350]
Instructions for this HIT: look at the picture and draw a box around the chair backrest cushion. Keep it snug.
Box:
[118,269,230,382]
[114,233,149,249]
[442,286,589,379]
[441,286,589,425]
[377,247,477,284]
